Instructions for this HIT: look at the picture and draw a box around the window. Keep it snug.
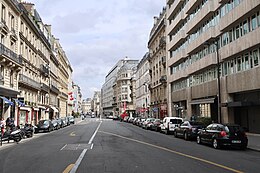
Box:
[1,5,6,21]
[252,49,259,66]
[235,25,240,39]
[251,15,257,30]
[10,70,14,88]
[243,20,248,35]
[244,53,250,70]
[237,57,242,72]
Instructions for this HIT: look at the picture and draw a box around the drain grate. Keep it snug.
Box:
[61,144,92,151]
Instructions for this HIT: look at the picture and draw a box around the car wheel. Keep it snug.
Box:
[184,132,189,140]
[213,139,220,149]
[197,136,201,144]
[174,131,177,138]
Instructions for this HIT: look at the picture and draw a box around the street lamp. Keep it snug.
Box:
[204,38,221,123]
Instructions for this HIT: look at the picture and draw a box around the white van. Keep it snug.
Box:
[160,117,183,134]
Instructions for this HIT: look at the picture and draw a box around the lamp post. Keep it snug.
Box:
[204,39,221,123]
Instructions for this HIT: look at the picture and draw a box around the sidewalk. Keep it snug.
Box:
[247,133,260,152]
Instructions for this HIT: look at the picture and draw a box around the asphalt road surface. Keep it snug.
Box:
[0,117,260,173]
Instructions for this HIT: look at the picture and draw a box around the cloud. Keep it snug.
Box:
[27,0,165,98]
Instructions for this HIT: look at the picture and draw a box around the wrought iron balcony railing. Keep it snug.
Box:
[40,83,49,92]
[19,74,41,89]
[50,84,59,94]
[0,43,22,65]
[40,64,49,77]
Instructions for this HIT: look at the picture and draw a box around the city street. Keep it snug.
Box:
[0,117,260,173]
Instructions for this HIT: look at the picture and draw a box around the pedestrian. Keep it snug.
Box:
[0,117,5,135]
[5,117,11,131]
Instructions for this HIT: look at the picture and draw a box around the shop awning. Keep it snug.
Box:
[33,108,39,111]
[14,99,25,107]
[51,106,59,113]
[38,105,46,110]
[20,107,31,111]
[0,96,14,106]
[190,98,215,105]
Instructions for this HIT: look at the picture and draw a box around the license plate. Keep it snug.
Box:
[232,140,241,143]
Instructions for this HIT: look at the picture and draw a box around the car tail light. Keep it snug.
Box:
[220,131,227,137]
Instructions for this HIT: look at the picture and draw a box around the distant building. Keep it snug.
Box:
[148,7,167,119]
[135,53,150,118]
[101,57,138,117]
[92,91,101,116]
[82,98,92,114]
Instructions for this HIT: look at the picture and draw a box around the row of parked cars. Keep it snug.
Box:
[122,116,248,150]
[34,116,75,133]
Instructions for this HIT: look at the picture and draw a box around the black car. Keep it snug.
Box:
[35,120,54,133]
[174,121,205,140]
[197,123,248,149]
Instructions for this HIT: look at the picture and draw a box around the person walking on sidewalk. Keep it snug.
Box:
[0,118,5,136]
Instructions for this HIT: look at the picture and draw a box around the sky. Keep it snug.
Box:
[27,0,166,98]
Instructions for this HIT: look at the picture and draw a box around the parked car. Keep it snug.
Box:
[197,123,248,149]
[68,116,75,124]
[160,117,183,134]
[174,121,205,140]
[150,119,162,132]
[35,120,54,133]
[61,117,68,127]
[56,118,65,128]
[142,118,155,130]
[51,119,59,130]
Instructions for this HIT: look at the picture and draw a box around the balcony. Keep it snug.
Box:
[40,83,49,92]
[50,84,59,94]
[0,43,23,65]
[159,36,166,48]
[160,75,167,83]
[19,74,41,90]
[167,0,185,20]
[40,64,50,77]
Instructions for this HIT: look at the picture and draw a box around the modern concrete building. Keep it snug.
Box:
[148,7,168,119]
[135,52,150,117]
[166,0,260,132]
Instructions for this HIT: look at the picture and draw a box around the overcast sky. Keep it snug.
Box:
[27,0,165,98]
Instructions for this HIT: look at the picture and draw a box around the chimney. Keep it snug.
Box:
[153,16,158,25]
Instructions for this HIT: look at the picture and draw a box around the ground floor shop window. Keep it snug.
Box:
[20,111,26,125]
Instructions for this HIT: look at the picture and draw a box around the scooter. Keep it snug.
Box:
[1,128,22,143]
[20,124,34,138]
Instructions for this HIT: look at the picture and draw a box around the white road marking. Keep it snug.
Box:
[69,121,102,173]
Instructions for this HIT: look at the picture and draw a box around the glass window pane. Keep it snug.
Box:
[252,15,257,30]
[253,50,259,66]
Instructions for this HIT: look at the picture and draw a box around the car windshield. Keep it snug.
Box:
[226,125,244,133]
[170,119,182,124]
[39,121,48,125]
